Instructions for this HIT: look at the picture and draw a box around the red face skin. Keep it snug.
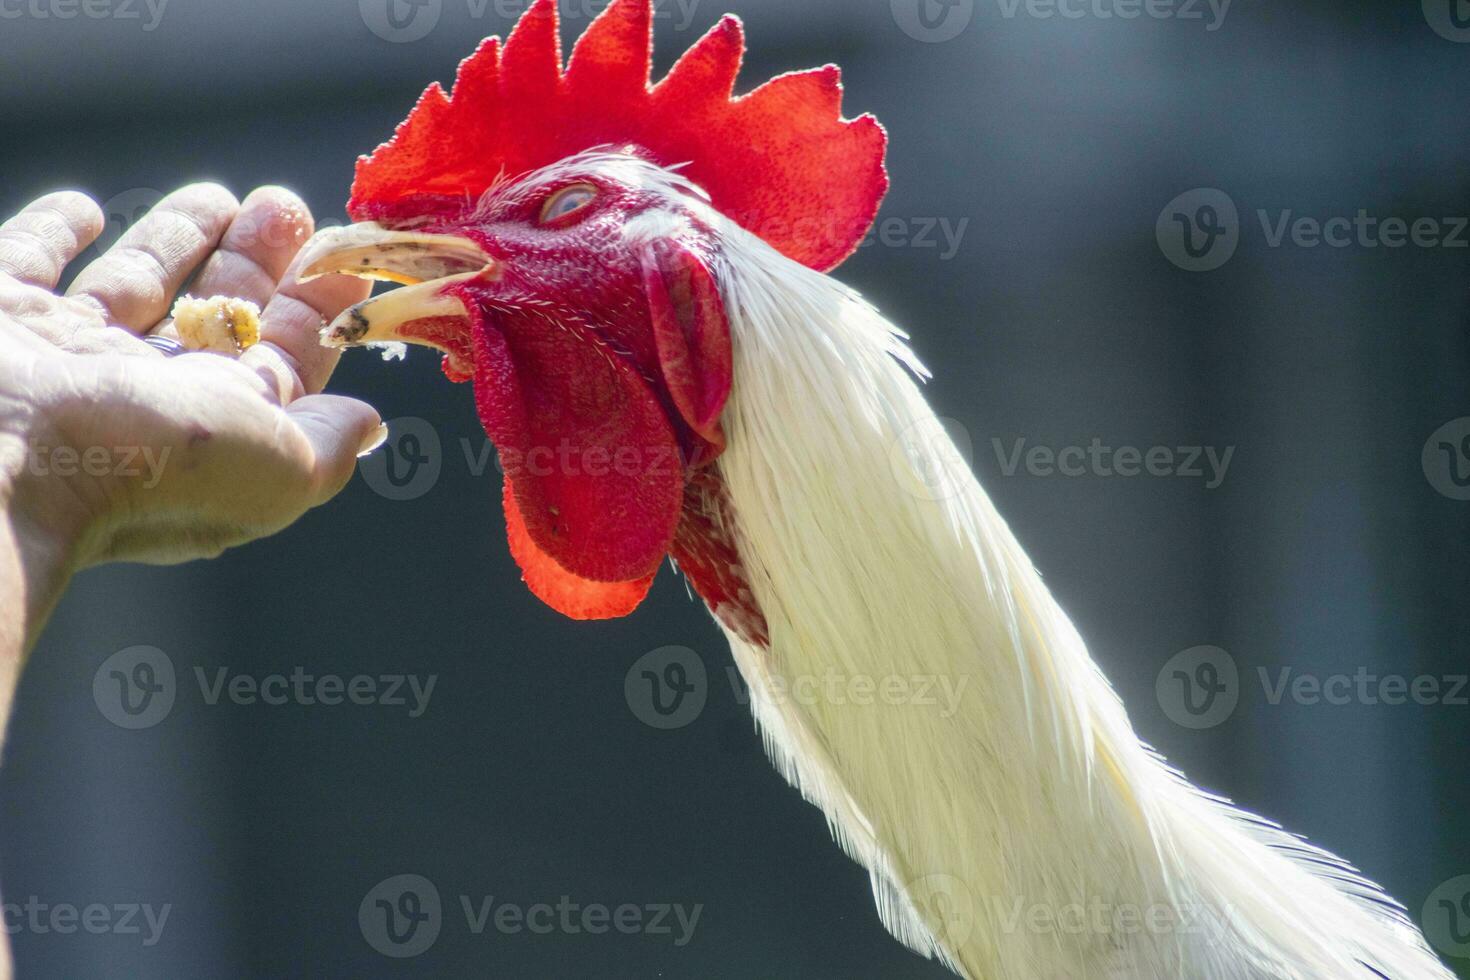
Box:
[354,154,767,642]
[360,155,719,452]
[332,0,885,636]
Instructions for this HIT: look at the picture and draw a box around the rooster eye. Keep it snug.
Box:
[540,184,598,225]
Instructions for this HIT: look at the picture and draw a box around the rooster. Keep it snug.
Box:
[295,2,1453,977]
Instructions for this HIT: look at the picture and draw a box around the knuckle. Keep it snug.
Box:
[196,242,277,298]
[174,181,239,212]
[108,246,173,291]
[34,191,104,237]
[0,233,55,280]
[158,183,239,234]
[152,204,219,246]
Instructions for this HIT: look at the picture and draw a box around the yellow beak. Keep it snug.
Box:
[294,222,498,348]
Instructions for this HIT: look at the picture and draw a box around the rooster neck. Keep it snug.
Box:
[679,219,1453,980]
[707,233,1156,979]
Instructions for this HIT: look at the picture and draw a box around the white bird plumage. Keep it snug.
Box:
[610,152,1453,980]
[311,144,1422,978]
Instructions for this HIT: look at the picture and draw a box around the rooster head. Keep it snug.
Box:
[297,0,886,622]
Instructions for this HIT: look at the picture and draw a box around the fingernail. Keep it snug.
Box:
[357,422,389,458]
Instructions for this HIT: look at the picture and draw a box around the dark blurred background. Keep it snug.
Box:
[1,0,1468,976]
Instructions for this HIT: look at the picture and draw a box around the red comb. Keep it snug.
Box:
[349,0,888,271]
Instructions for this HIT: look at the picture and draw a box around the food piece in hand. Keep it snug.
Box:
[170,295,262,354]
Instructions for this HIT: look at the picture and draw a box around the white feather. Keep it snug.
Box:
[608,153,1450,980]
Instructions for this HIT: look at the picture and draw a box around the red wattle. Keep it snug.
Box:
[502,479,657,619]
[465,297,685,587]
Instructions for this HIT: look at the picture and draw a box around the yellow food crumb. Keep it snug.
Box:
[171,295,262,354]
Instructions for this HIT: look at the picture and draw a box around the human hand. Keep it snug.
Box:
[0,184,381,618]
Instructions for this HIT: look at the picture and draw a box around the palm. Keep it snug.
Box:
[0,184,381,565]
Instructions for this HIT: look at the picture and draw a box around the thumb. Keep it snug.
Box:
[286,394,384,505]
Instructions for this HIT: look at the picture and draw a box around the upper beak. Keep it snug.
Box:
[295,222,498,349]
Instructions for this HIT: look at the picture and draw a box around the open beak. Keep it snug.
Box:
[296,222,498,351]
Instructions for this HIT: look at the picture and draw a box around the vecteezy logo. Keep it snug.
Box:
[891,0,975,42]
[907,873,975,950]
[1424,0,1470,42]
[96,188,164,254]
[890,416,975,502]
[1155,645,1239,729]
[624,646,708,730]
[359,874,443,958]
[1423,876,1470,957]
[1156,188,1240,272]
[1422,417,1470,501]
[360,0,442,42]
[358,416,442,501]
[92,646,176,730]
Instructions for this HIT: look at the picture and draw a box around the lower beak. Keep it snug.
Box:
[295,222,497,350]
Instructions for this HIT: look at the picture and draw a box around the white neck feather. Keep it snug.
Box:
[697,218,1450,980]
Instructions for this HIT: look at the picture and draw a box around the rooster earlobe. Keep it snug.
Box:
[641,239,733,455]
